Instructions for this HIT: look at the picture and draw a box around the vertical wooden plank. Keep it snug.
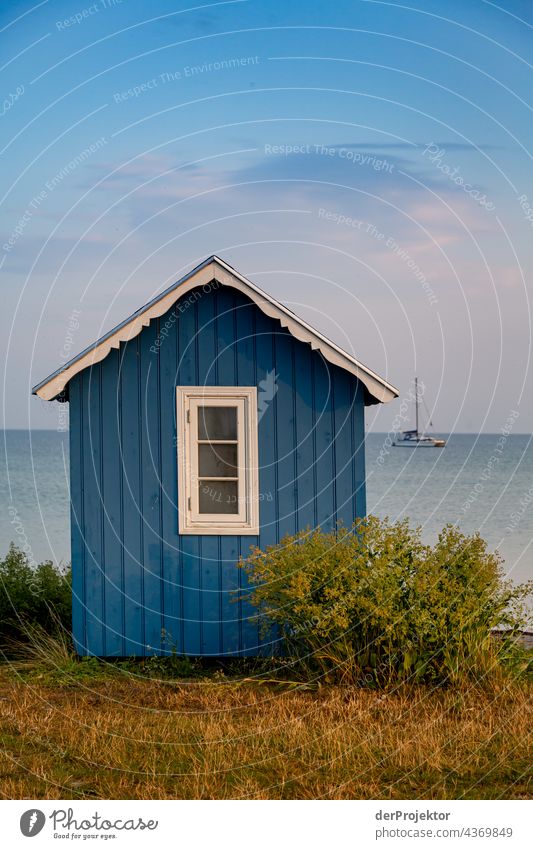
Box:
[181,539,201,655]
[274,330,297,538]
[69,375,86,655]
[313,354,335,530]
[219,536,240,655]
[120,338,144,655]
[353,379,367,518]
[178,292,201,655]
[235,296,258,654]
[197,282,218,386]
[213,288,241,655]
[158,308,182,655]
[198,287,220,654]
[101,349,124,656]
[81,366,104,655]
[234,293,255,390]
[294,342,315,532]
[200,536,220,655]
[215,286,235,382]
[140,322,164,654]
[254,311,277,549]
[294,343,315,531]
[333,369,357,528]
[252,310,279,655]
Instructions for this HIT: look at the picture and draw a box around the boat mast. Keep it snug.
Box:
[415,376,419,437]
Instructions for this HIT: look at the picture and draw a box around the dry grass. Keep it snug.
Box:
[0,663,531,800]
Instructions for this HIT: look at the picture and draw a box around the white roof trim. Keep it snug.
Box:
[32,256,399,405]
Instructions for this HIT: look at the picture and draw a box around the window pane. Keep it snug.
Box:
[198,406,237,441]
[198,443,238,477]
[198,480,239,514]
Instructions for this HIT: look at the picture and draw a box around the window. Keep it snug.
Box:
[176,387,259,534]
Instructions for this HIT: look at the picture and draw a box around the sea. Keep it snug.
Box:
[0,430,532,587]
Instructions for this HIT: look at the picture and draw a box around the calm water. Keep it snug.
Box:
[1,431,532,586]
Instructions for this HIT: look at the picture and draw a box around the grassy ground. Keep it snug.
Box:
[0,658,531,800]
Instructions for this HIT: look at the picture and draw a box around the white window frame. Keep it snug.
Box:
[176,386,259,535]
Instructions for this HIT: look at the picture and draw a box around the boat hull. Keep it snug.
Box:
[393,441,446,447]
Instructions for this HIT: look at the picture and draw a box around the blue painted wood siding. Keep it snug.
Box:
[69,284,366,657]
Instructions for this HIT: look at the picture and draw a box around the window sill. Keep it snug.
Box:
[179,523,259,536]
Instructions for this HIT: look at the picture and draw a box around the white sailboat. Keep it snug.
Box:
[393,377,446,448]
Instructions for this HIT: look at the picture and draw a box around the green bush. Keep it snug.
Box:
[0,543,71,647]
[239,518,532,685]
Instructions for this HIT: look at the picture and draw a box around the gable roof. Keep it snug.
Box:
[32,255,398,405]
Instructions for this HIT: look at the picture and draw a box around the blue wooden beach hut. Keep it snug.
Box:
[33,256,398,657]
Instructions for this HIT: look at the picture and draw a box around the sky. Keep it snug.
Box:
[1,0,533,432]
